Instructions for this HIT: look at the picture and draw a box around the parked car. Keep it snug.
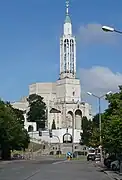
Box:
[104,155,116,168]
[12,153,24,160]
[110,160,120,171]
[87,154,95,161]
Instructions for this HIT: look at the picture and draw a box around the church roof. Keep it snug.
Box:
[65,15,71,23]
[50,108,61,113]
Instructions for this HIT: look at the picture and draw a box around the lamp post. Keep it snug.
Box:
[102,25,122,34]
[31,122,34,160]
[87,91,112,162]
[71,107,75,158]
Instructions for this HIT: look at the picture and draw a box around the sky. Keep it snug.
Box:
[0,0,122,114]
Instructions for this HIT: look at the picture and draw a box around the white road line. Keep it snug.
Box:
[52,160,68,165]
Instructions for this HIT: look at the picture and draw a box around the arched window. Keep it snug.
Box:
[28,125,33,132]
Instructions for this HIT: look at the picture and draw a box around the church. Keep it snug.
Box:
[12,1,92,144]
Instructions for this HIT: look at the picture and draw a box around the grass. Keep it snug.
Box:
[71,156,87,161]
[55,154,87,161]
[11,142,43,155]
[55,154,66,158]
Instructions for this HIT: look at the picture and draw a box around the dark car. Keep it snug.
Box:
[87,154,95,161]
[12,153,24,160]
[104,155,116,168]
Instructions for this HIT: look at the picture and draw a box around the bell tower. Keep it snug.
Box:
[60,0,76,79]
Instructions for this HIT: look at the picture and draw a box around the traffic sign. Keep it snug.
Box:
[67,152,71,156]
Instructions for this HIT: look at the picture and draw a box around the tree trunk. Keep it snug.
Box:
[1,148,11,160]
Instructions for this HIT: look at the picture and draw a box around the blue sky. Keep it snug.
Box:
[0,0,122,114]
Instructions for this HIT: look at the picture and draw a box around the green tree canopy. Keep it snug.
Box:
[51,119,56,129]
[81,116,92,146]
[89,86,122,153]
[27,94,47,130]
[102,86,122,153]
[0,100,30,160]
[84,113,105,148]
[88,127,100,148]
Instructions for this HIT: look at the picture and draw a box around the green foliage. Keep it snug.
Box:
[81,116,92,146]
[92,114,99,128]
[0,100,30,159]
[51,119,56,129]
[88,86,122,153]
[102,119,122,153]
[89,127,100,148]
[101,86,122,153]
[27,94,47,130]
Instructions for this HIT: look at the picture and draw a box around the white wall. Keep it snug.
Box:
[29,82,56,103]
[56,78,81,102]
[29,128,83,144]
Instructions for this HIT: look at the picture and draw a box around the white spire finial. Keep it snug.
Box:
[66,0,69,15]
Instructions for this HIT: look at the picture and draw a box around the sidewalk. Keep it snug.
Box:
[94,161,121,180]
[104,171,121,180]
[0,159,27,165]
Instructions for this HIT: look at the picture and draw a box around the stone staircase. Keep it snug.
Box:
[61,143,72,154]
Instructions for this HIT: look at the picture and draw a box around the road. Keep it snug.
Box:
[0,158,110,180]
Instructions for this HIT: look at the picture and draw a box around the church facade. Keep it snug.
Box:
[12,1,92,143]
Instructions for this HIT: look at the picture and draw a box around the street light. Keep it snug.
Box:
[87,91,112,162]
[102,25,122,34]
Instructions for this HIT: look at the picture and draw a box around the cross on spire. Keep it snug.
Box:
[66,0,69,15]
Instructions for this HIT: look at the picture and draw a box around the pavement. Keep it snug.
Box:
[94,161,122,180]
[0,157,112,180]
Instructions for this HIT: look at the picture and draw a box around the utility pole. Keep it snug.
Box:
[98,98,102,144]
[31,122,34,160]
[87,91,112,163]
[71,111,74,157]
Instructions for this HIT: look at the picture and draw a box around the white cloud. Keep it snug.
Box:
[80,66,122,95]
[78,23,117,45]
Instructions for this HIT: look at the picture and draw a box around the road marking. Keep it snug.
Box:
[52,160,68,165]
[24,169,41,180]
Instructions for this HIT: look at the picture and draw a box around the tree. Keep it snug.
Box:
[101,86,122,154]
[0,100,30,160]
[5,101,25,127]
[51,119,56,129]
[12,108,25,127]
[81,116,92,146]
[27,94,47,130]
[88,127,100,147]
[92,114,99,128]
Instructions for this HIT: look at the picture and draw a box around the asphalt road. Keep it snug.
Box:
[0,159,110,180]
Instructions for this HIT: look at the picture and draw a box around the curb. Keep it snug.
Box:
[0,159,27,165]
[114,178,120,180]
[104,171,116,180]
[94,163,121,180]
[104,170,121,180]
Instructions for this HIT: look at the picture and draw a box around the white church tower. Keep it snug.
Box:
[11,0,92,144]
[56,0,83,129]
[60,0,76,79]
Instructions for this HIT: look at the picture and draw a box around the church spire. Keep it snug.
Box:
[60,0,76,79]
[66,0,69,15]
[65,0,71,24]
